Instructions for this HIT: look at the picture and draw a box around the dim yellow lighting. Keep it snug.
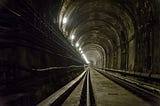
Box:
[76,42,79,47]
[82,53,90,64]
[70,35,75,40]
[63,17,67,24]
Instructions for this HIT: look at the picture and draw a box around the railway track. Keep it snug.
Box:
[37,67,160,106]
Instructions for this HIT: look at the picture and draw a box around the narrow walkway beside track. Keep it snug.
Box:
[90,68,151,106]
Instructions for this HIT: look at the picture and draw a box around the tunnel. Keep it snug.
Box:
[0,0,160,106]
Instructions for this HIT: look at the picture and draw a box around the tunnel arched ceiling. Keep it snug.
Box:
[58,0,137,68]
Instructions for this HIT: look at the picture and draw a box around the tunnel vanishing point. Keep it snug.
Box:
[0,0,160,106]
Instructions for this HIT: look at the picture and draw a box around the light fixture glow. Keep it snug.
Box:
[82,54,90,64]
[63,17,67,24]
[75,42,79,47]
[79,47,82,51]
[70,35,75,40]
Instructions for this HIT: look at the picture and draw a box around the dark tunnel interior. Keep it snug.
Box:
[0,0,160,105]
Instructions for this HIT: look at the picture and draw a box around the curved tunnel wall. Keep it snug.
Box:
[59,0,135,69]
[59,0,159,74]
[0,0,160,105]
[83,44,106,68]
[0,0,158,73]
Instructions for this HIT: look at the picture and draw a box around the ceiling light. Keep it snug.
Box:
[82,54,90,64]
[71,35,75,40]
[75,42,79,47]
[63,17,67,24]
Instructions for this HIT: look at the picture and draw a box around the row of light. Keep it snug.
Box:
[63,17,90,64]
[77,43,90,64]
[77,45,90,64]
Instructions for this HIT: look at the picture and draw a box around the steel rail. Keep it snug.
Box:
[86,69,91,106]
[37,71,86,106]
